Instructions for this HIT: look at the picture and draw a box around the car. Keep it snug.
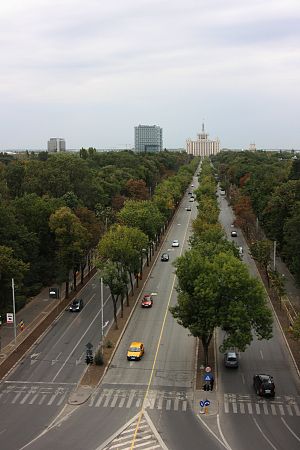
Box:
[127,342,144,361]
[141,294,153,308]
[238,246,243,257]
[69,298,83,312]
[191,184,194,187]
[220,189,226,196]
[224,351,239,368]
[172,239,179,247]
[189,198,194,202]
[253,374,275,397]
[161,253,169,262]
[231,231,237,237]
[186,206,191,211]
[188,191,192,195]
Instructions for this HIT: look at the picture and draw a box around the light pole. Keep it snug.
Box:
[273,240,277,271]
[101,277,104,354]
[12,278,17,345]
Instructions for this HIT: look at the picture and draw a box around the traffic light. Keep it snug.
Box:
[85,351,94,365]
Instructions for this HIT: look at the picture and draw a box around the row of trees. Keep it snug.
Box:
[170,159,273,364]
[211,150,300,283]
[96,159,199,328]
[0,150,193,315]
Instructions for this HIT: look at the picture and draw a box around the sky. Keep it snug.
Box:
[1,0,300,150]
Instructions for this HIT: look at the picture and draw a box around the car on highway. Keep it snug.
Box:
[224,351,239,368]
[231,230,237,237]
[141,294,153,308]
[127,342,144,361]
[68,298,83,312]
[253,374,275,397]
[172,239,179,247]
[186,206,191,211]
[189,198,195,202]
[191,184,194,187]
[161,253,169,261]
[238,246,243,257]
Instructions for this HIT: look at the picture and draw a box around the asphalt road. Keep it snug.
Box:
[217,192,300,450]
[1,169,300,450]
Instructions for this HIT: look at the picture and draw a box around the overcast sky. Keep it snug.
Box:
[1,0,300,150]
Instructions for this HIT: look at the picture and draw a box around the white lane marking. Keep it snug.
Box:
[224,394,229,413]
[247,403,253,414]
[263,403,269,415]
[126,390,135,408]
[253,418,279,450]
[182,400,187,411]
[166,399,171,410]
[294,403,300,416]
[51,296,100,382]
[278,404,285,415]
[157,396,163,410]
[281,418,300,443]
[255,403,260,414]
[5,380,76,385]
[270,404,277,415]
[197,414,231,450]
[260,350,264,359]
[110,394,118,408]
[239,403,245,414]
[51,352,62,366]
[241,373,245,384]
[95,393,104,407]
[286,404,293,415]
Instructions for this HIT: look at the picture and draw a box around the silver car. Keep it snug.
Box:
[224,351,239,368]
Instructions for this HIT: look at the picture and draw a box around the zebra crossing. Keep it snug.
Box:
[88,387,191,412]
[0,382,191,412]
[0,381,75,407]
[223,393,300,417]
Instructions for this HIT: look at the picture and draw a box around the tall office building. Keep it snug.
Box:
[47,138,66,152]
[186,124,220,157]
[134,125,163,152]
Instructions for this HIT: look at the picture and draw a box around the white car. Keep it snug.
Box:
[172,240,179,248]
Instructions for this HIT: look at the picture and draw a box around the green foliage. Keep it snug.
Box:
[94,349,104,366]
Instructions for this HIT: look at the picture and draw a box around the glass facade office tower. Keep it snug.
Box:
[47,138,66,152]
[134,125,163,152]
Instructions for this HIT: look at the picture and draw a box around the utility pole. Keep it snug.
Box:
[12,278,17,345]
[101,277,104,354]
[273,241,277,271]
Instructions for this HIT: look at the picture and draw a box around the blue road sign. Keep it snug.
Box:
[204,400,210,406]
[204,374,213,381]
[200,400,205,407]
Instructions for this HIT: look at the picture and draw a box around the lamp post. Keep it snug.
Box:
[101,277,104,354]
[273,241,277,271]
[12,278,17,345]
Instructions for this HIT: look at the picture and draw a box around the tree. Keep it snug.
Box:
[49,207,90,296]
[250,240,273,286]
[0,245,29,312]
[170,248,273,365]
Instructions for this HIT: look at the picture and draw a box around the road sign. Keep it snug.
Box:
[200,400,205,407]
[204,400,210,406]
[204,373,213,381]
[205,366,212,373]
[6,313,13,323]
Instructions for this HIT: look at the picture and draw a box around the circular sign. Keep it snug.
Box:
[204,400,211,406]
[205,366,212,373]
[200,400,205,407]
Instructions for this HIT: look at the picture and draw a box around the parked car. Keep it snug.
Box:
[238,246,243,257]
[161,253,169,262]
[127,342,144,361]
[186,206,191,211]
[189,198,194,202]
[69,298,83,312]
[231,230,237,237]
[220,189,226,196]
[224,351,239,368]
[172,240,179,247]
[253,374,275,397]
[141,294,153,308]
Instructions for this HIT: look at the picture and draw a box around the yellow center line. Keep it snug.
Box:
[130,200,193,449]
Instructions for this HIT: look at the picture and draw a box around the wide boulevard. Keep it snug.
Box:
[0,172,299,450]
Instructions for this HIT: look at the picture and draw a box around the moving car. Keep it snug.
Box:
[253,374,275,397]
[161,253,169,262]
[172,239,179,247]
[127,342,144,361]
[238,246,243,257]
[141,294,153,308]
[231,230,237,237]
[186,206,191,211]
[189,198,194,202]
[220,189,226,196]
[224,351,239,368]
[69,298,83,312]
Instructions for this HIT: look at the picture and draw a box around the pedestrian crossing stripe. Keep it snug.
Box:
[223,393,300,416]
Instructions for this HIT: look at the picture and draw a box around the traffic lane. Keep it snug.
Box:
[17,405,135,450]
[217,312,300,397]
[0,401,67,450]
[219,412,300,450]
[7,281,113,384]
[150,409,224,450]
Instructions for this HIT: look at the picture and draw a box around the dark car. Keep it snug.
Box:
[69,298,83,312]
[253,374,275,397]
[141,294,153,308]
[231,230,237,237]
[186,206,191,211]
[161,253,169,262]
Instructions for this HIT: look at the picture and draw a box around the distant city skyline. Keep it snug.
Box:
[1,1,300,150]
